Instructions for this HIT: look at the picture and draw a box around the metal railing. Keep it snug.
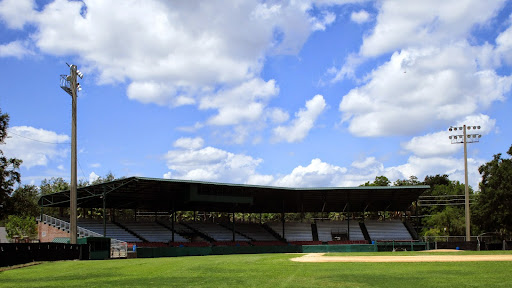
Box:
[38,214,127,258]
[422,235,505,243]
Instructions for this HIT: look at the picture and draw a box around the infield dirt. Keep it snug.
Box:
[291,252,512,263]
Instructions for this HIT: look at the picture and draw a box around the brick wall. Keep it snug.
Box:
[38,222,70,243]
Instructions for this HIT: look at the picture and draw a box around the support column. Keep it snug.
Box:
[102,192,107,237]
[281,211,285,240]
[171,210,175,243]
[232,212,236,242]
[347,203,350,241]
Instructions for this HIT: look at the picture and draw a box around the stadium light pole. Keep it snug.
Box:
[448,125,481,242]
[60,64,83,244]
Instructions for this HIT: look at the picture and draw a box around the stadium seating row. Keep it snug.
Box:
[48,216,414,244]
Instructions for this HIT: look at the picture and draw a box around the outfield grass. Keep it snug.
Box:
[1,252,511,287]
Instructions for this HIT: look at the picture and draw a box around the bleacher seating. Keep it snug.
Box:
[186,222,251,242]
[232,223,279,241]
[77,219,142,242]
[316,221,366,241]
[267,222,313,241]
[364,220,412,241]
[121,221,189,243]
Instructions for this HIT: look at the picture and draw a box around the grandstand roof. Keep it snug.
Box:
[38,177,429,213]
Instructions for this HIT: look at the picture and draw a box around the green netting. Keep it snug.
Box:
[376,242,428,251]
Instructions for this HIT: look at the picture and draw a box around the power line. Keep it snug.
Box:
[8,131,70,145]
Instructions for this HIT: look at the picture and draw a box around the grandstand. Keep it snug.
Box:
[37,177,428,251]
[364,219,413,241]
[267,222,313,242]
[316,220,365,242]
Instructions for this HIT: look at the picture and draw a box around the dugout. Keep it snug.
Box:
[38,177,429,245]
[77,237,111,260]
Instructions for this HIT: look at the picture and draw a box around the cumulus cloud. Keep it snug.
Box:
[273,94,326,142]
[496,16,512,66]
[311,11,336,31]
[89,171,100,183]
[359,0,506,57]
[162,137,483,189]
[200,78,279,126]
[0,40,34,58]
[339,44,512,137]
[350,10,370,24]
[173,137,204,150]
[0,0,35,29]
[274,158,347,187]
[164,137,270,184]
[402,114,495,158]
[266,108,290,124]
[3,126,69,168]
[0,0,343,129]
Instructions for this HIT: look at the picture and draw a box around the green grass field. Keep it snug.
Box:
[1,251,512,287]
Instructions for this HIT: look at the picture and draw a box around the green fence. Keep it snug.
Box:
[376,241,428,251]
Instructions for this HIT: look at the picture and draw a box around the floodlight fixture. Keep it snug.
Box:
[59,62,83,245]
[447,124,483,242]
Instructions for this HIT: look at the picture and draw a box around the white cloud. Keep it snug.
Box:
[402,114,495,158]
[164,142,266,184]
[89,171,100,183]
[389,155,484,189]
[0,0,342,128]
[328,53,364,83]
[3,126,69,168]
[311,11,336,31]
[89,163,101,168]
[266,108,290,124]
[350,10,370,24]
[496,17,512,65]
[246,174,275,186]
[273,94,326,142]
[339,44,512,137]
[274,158,347,187]
[200,78,279,126]
[0,0,35,29]
[360,0,506,57]
[0,40,33,58]
[173,137,204,150]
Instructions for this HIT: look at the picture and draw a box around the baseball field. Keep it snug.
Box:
[1,250,511,287]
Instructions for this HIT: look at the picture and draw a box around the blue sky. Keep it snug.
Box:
[1,0,512,190]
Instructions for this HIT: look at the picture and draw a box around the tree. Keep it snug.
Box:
[362,175,390,186]
[418,175,469,237]
[394,175,421,186]
[40,177,69,195]
[0,109,23,219]
[473,145,512,236]
[5,215,37,240]
[423,206,465,236]
[6,185,39,218]
[423,174,450,189]
[91,171,116,185]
